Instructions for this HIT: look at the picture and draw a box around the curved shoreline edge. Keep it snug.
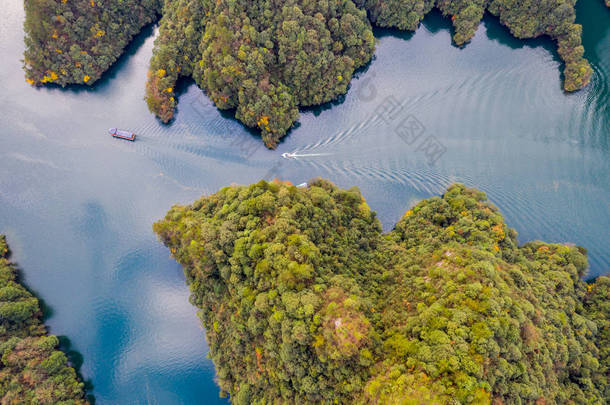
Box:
[0,235,90,404]
[24,0,594,148]
[154,179,609,404]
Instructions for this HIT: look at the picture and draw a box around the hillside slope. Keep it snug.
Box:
[0,235,89,404]
[154,180,608,404]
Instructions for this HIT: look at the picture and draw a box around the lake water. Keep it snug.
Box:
[0,0,608,403]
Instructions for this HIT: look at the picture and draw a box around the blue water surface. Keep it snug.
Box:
[0,0,608,403]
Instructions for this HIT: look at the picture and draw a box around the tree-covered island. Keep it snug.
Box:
[0,235,89,404]
[24,0,594,148]
[154,179,609,404]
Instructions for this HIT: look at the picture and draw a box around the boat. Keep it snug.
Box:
[109,128,135,141]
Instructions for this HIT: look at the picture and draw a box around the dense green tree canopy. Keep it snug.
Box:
[0,235,89,404]
[584,276,610,402]
[23,0,162,86]
[154,180,608,404]
[358,0,593,91]
[146,0,375,147]
[25,0,593,146]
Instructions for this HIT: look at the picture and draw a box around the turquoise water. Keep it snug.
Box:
[0,0,608,403]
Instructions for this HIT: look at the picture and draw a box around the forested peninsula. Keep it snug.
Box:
[0,236,89,404]
[23,0,162,86]
[25,0,593,147]
[154,180,609,404]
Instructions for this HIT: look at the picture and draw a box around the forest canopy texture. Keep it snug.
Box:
[154,180,609,404]
[23,0,162,86]
[24,0,594,148]
[0,236,89,404]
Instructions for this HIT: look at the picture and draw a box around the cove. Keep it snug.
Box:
[0,0,608,403]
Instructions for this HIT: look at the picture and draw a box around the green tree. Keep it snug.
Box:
[154,180,607,404]
[0,236,89,404]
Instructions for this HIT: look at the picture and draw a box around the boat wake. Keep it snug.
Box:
[281,152,332,159]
